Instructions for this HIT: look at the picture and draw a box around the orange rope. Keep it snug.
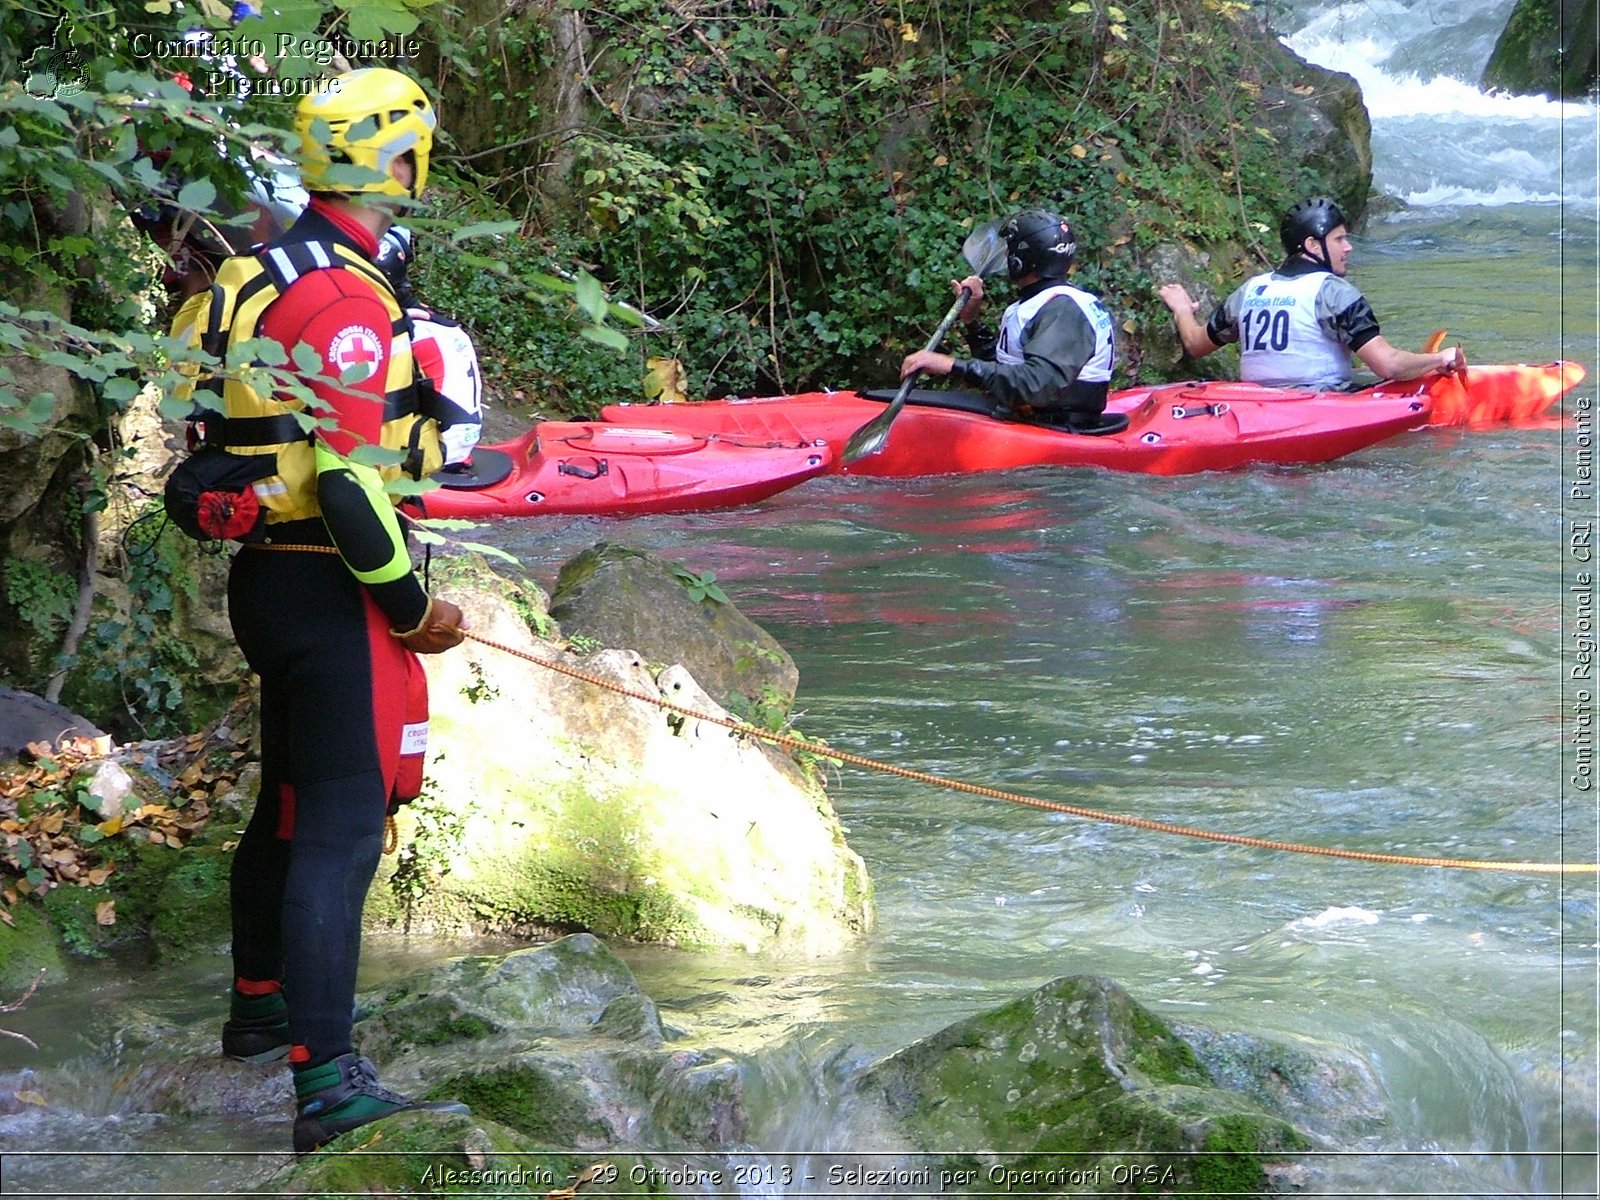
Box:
[463,630,1597,876]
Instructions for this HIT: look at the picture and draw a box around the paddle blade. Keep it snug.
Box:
[962,221,1008,278]
[842,288,972,464]
[842,415,891,463]
[1422,329,1448,353]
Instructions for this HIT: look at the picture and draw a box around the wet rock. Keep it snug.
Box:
[126,1054,292,1121]
[1258,49,1373,224]
[358,934,653,1047]
[76,941,1395,1196]
[374,565,871,955]
[550,542,799,723]
[275,1112,664,1197]
[856,975,1310,1195]
[357,936,754,1151]
[1175,1022,1388,1144]
[1482,0,1597,100]
[0,901,65,994]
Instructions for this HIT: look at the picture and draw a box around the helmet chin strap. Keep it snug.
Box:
[1300,236,1332,269]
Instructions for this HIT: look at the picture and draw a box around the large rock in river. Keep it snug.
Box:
[369,553,871,955]
[855,975,1310,1195]
[1482,0,1597,100]
[550,541,799,725]
[1256,47,1372,225]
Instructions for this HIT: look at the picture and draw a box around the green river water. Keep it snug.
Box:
[489,204,1599,1197]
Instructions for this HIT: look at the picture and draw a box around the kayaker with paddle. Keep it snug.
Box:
[1157,196,1464,388]
[191,66,471,1153]
[898,209,1118,432]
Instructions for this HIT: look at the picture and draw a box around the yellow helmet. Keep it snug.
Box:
[294,68,436,199]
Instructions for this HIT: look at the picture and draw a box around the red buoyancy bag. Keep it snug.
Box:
[392,650,430,806]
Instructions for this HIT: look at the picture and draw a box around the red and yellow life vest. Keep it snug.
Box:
[170,237,442,524]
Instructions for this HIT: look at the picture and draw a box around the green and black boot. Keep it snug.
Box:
[293,1052,470,1154]
[220,987,290,1064]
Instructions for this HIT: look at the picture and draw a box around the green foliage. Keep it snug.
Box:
[412,214,654,417]
[722,683,792,735]
[2,558,76,674]
[424,0,1310,400]
[461,661,499,705]
[66,515,218,739]
[0,3,281,425]
[668,564,727,605]
[38,882,110,958]
[389,783,470,916]
[0,0,631,425]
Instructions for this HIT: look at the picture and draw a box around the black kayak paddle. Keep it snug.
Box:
[842,221,1010,464]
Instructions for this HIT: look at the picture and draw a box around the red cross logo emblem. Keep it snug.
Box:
[329,325,384,383]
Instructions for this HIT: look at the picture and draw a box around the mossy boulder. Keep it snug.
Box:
[149,848,233,962]
[549,542,799,725]
[1482,0,1597,100]
[353,936,755,1150]
[0,898,65,993]
[368,563,870,954]
[425,550,555,638]
[1258,47,1373,224]
[273,1115,670,1198]
[857,976,1309,1195]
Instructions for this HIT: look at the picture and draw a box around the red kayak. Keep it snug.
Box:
[413,422,831,518]
[600,362,1584,478]
[1424,360,1585,425]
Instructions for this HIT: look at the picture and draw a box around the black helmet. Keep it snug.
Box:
[376,224,416,303]
[1279,196,1347,260]
[1001,209,1076,282]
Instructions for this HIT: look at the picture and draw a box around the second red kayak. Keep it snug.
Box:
[600,381,1429,478]
[412,423,831,518]
[599,362,1584,479]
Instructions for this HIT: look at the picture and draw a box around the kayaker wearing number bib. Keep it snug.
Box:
[900,209,1118,431]
[1158,197,1463,388]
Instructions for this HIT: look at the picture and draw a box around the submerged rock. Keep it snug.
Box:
[856,975,1310,1195]
[1175,1022,1388,1144]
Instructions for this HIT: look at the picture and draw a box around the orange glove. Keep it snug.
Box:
[392,596,467,654]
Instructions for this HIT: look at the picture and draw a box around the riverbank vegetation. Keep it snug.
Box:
[417,0,1337,405]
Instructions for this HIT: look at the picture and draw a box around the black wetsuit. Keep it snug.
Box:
[223,199,433,1072]
[228,531,416,1058]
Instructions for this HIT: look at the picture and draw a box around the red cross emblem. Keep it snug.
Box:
[328,325,384,383]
